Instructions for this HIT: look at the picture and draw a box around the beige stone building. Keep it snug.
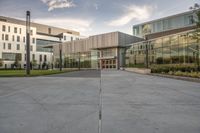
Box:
[0,16,82,69]
[52,32,142,69]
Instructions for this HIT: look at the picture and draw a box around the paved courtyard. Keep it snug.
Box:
[0,70,200,133]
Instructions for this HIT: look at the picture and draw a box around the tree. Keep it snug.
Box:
[31,60,37,69]
[190,3,200,42]
[190,3,200,71]
[0,59,3,67]
[14,54,21,68]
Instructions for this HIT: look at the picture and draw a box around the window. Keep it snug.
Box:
[30,45,33,51]
[102,49,116,57]
[36,39,58,52]
[39,55,42,62]
[30,30,33,35]
[71,37,73,41]
[133,26,140,36]
[170,35,178,46]
[3,43,6,49]
[163,19,171,30]
[2,25,6,32]
[8,43,11,50]
[188,15,194,25]
[2,53,22,61]
[17,36,20,42]
[163,37,170,47]
[14,27,17,33]
[2,34,4,40]
[64,36,66,40]
[32,38,35,43]
[48,28,51,34]
[20,28,21,34]
[12,35,15,41]
[8,26,10,32]
[155,21,163,32]
[24,54,26,61]
[23,37,25,43]
[17,44,20,50]
[142,24,152,34]
[5,34,9,41]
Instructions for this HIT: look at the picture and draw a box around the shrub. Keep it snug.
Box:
[126,63,146,68]
[0,59,3,67]
[156,57,163,64]
[150,64,198,73]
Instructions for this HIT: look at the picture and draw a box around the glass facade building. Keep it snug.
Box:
[36,39,59,52]
[126,32,200,67]
[54,51,99,69]
[133,11,195,37]
[126,11,200,67]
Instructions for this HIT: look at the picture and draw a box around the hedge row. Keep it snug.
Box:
[150,64,199,73]
[168,71,200,78]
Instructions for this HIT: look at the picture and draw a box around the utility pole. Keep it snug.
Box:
[26,11,31,75]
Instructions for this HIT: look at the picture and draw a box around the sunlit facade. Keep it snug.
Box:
[133,11,195,37]
[126,11,200,67]
[53,32,142,69]
[0,16,81,69]
[126,32,200,66]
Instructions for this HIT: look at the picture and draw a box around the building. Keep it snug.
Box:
[0,16,82,69]
[126,10,200,67]
[52,32,142,69]
[51,10,199,70]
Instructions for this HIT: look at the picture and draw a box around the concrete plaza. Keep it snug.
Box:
[0,70,200,133]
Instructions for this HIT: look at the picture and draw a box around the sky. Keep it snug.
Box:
[0,0,199,36]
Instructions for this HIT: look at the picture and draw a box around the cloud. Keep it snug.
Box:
[41,0,76,11]
[33,17,93,34]
[94,3,98,10]
[107,5,154,26]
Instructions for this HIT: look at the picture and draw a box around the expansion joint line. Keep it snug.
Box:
[98,70,102,133]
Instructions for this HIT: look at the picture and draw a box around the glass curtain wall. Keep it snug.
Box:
[133,13,194,37]
[126,32,200,66]
[54,51,98,69]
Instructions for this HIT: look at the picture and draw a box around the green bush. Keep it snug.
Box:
[126,63,146,68]
[150,64,198,73]
[156,57,163,64]
[173,71,200,78]
[0,59,3,67]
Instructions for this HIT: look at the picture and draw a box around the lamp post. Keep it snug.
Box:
[121,49,126,70]
[78,52,80,70]
[26,11,31,75]
[196,45,200,71]
[145,36,149,68]
[59,42,62,71]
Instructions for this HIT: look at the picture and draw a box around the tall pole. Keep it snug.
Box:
[78,52,80,70]
[59,41,62,71]
[196,45,200,71]
[145,36,149,68]
[26,11,31,75]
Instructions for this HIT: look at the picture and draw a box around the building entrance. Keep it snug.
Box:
[101,59,117,69]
